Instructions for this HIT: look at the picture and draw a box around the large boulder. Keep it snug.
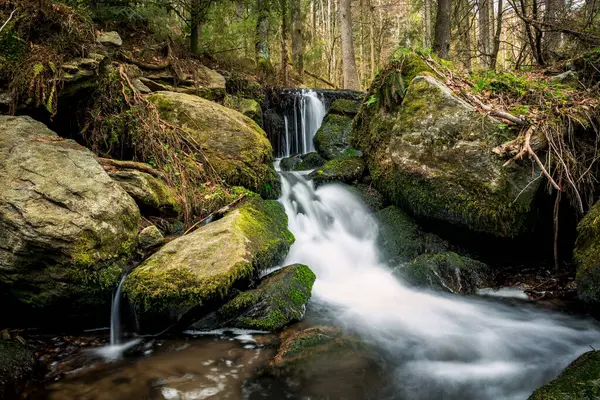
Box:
[0,116,140,318]
[0,340,35,400]
[395,252,492,294]
[123,196,294,326]
[375,206,448,265]
[190,264,316,331]
[108,169,181,218]
[353,71,541,238]
[528,351,600,399]
[149,91,280,198]
[224,95,263,126]
[313,98,361,160]
[574,201,600,306]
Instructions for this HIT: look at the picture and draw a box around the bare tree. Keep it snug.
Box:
[339,0,361,89]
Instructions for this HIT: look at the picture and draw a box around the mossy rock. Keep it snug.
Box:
[574,201,600,306]
[256,326,380,399]
[0,116,140,318]
[309,156,365,187]
[375,206,448,264]
[313,114,354,160]
[329,99,361,116]
[0,340,35,400]
[347,184,385,212]
[109,169,181,218]
[138,225,164,250]
[148,91,280,199]
[353,73,542,238]
[280,153,325,172]
[395,252,492,294]
[528,351,600,399]
[123,195,294,326]
[191,264,316,331]
[224,95,263,126]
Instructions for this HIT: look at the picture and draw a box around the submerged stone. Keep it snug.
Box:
[0,116,140,318]
[395,252,492,294]
[191,264,316,331]
[574,201,600,307]
[353,72,541,238]
[528,350,600,399]
[149,91,280,198]
[123,196,294,326]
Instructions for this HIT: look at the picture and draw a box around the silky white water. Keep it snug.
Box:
[298,90,326,154]
[279,172,600,399]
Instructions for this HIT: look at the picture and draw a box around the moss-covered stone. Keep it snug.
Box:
[138,225,164,250]
[109,169,181,218]
[123,195,295,325]
[528,351,600,399]
[313,114,354,160]
[348,184,385,211]
[309,156,365,187]
[191,264,316,331]
[0,340,35,400]
[0,116,140,315]
[329,99,361,116]
[224,95,263,126]
[574,201,600,306]
[149,91,280,199]
[353,72,541,238]
[395,252,492,294]
[280,153,325,172]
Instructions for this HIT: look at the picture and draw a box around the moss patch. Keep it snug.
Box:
[574,201,600,305]
[309,157,365,186]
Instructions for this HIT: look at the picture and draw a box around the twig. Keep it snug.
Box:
[98,157,165,178]
[464,92,528,125]
[183,195,247,235]
[0,8,17,35]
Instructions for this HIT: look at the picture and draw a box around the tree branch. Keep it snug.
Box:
[0,8,17,34]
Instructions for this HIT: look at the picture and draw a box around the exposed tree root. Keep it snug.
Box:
[98,157,164,178]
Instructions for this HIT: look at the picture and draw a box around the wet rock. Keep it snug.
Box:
[0,116,140,317]
[280,152,326,172]
[280,155,302,171]
[353,57,542,237]
[191,264,315,331]
[123,196,294,326]
[149,91,280,198]
[109,169,181,218]
[224,95,262,125]
[309,156,365,186]
[329,98,361,116]
[528,350,600,399]
[395,252,492,294]
[253,326,380,399]
[96,31,122,47]
[0,340,35,400]
[375,206,448,264]
[138,225,164,250]
[314,98,361,160]
[574,201,600,307]
[348,183,385,211]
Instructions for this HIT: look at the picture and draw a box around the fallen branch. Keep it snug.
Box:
[118,52,171,71]
[183,195,247,235]
[0,8,17,35]
[464,92,528,125]
[98,157,164,178]
[288,62,337,88]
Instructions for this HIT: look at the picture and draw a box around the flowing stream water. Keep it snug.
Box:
[278,171,600,399]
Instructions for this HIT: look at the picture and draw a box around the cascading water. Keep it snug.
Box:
[278,171,600,399]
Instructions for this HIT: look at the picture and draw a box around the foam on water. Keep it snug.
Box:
[279,171,600,399]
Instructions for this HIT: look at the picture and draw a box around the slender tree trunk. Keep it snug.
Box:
[256,0,273,76]
[490,0,503,70]
[281,0,289,85]
[190,0,201,53]
[478,0,491,67]
[369,0,375,79]
[543,0,563,60]
[433,0,451,58]
[291,0,304,79]
[423,0,432,48]
[339,0,361,90]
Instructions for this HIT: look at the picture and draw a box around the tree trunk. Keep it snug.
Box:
[543,0,563,60]
[478,0,491,67]
[190,0,201,53]
[490,0,503,70]
[256,0,273,76]
[369,0,375,79]
[423,0,432,48]
[281,0,289,85]
[291,0,304,79]
[339,0,361,90]
[433,0,451,58]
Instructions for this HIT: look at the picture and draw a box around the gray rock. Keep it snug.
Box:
[138,77,169,92]
[132,78,151,94]
[97,31,122,47]
[0,116,140,313]
[138,225,164,250]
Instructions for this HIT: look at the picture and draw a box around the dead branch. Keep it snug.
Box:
[98,157,165,178]
[288,61,337,88]
[183,195,247,235]
[118,52,171,71]
[0,8,17,34]
[464,92,528,125]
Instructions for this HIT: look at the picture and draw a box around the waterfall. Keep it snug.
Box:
[278,171,600,400]
[283,116,290,158]
[299,90,327,154]
[110,273,127,346]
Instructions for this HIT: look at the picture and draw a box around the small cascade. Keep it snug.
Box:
[110,273,127,346]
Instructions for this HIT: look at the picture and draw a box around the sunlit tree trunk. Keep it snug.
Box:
[256,0,273,76]
[291,0,304,79]
[281,0,289,85]
[339,0,361,90]
[490,0,503,70]
[479,0,491,67]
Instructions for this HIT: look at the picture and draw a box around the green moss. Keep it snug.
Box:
[574,201,600,305]
[314,114,353,160]
[529,351,600,399]
[329,99,361,116]
[310,157,365,186]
